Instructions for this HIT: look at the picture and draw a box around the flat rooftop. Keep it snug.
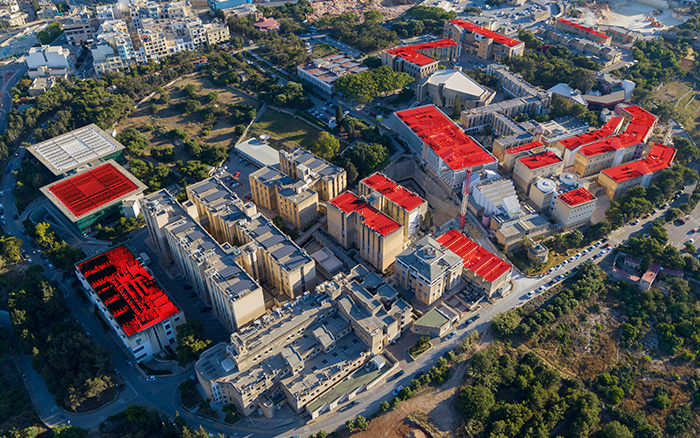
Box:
[77,245,180,337]
[505,140,543,155]
[329,192,401,237]
[235,139,279,167]
[559,116,622,150]
[518,151,562,170]
[602,143,676,183]
[449,19,522,47]
[558,187,596,207]
[41,161,147,222]
[557,18,611,40]
[395,105,496,171]
[385,39,458,67]
[361,172,425,212]
[298,53,368,86]
[437,229,511,283]
[28,124,126,176]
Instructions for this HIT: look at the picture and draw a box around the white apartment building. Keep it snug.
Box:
[0,0,27,27]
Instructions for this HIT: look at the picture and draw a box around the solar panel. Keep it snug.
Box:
[200,241,216,251]
[191,181,216,194]
[218,265,240,279]
[260,234,284,248]
[227,279,255,296]
[272,244,295,259]
[171,221,195,235]
[203,190,228,203]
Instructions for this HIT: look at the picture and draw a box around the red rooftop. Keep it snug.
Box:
[395,105,496,171]
[361,173,426,212]
[48,163,141,218]
[518,151,562,170]
[329,192,401,237]
[448,19,523,47]
[557,18,611,39]
[559,116,622,150]
[558,187,596,207]
[602,143,676,183]
[385,39,459,66]
[77,246,180,337]
[505,140,543,155]
[437,229,511,283]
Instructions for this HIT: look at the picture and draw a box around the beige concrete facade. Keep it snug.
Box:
[250,166,319,229]
[278,147,346,202]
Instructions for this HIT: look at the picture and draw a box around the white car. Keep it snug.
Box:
[146,375,157,382]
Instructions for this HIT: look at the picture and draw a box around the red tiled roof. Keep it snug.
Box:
[505,140,543,155]
[253,17,279,29]
[602,143,676,183]
[77,246,180,337]
[361,173,426,212]
[437,229,511,283]
[579,107,657,157]
[557,18,611,39]
[558,187,596,207]
[449,19,523,47]
[559,116,623,150]
[518,151,562,170]
[48,163,140,218]
[385,39,458,67]
[329,192,401,237]
[395,105,496,171]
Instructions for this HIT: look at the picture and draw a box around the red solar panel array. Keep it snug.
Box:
[385,39,459,67]
[77,246,180,337]
[449,19,523,47]
[361,173,426,212]
[329,192,401,237]
[437,229,511,283]
[49,163,139,217]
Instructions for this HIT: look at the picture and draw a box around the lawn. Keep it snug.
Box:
[249,109,322,148]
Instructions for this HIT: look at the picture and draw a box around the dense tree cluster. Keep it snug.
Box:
[25,222,85,271]
[391,6,457,38]
[37,21,63,45]
[8,268,114,411]
[506,43,598,92]
[175,321,212,366]
[128,159,178,193]
[516,262,606,339]
[184,138,228,166]
[625,39,685,101]
[116,128,150,157]
[335,66,413,103]
[316,13,399,54]
[458,349,601,437]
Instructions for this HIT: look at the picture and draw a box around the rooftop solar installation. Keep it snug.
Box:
[77,246,180,337]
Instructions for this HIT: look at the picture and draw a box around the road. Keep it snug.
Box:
[0,62,27,132]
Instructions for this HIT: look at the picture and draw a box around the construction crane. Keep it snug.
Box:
[459,169,472,230]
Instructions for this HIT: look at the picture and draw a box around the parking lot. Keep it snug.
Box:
[307,100,349,129]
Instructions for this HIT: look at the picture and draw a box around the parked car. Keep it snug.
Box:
[233,171,240,178]
[392,386,404,396]
[126,360,134,368]
[146,376,157,382]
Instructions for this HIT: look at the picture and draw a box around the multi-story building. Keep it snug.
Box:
[0,0,27,27]
[444,19,524,62]
[493,213,551,250]
[381,39,460,80]
[539,27,621,67]
[40,161,147,233]
[417,68,495,110]
[327,191,404,272]
[500,140,545,172]
[75,245,185,362]
[27,124,126,177]
[552,116,624,167]
[550,187,597,229]
[25,45,74,79]
[140,186,267,332]
[555,18,612,45]
[488,64,550,104]
[64,13,94,46]
[195,266,411,419]
[390,105,497,190]
[395,236,463,305]
[437,229,512,297]
[598,143,676,199]
[278,147,347,202]
[249,167,318,229]
[512,151,564,195]
[91,19,136,75]
[204,22,230,45]
[297,54,368,95]
[187,175,316,300]
[358,172,427,238]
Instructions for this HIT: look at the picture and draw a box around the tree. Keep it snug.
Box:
[566,229,584,249]
[453,94,461,116]
[205,92,218,103]
[672,136,699,165]
[424,210,434,228]
[117,128,150,157]
[335,104,344,123]
[309,132,340,161]
[335,66,414,103]
[345,419,355,431]
[316,431,328,438]
[183,84,199,99]
[685,241,696,253]
[379,401,390,412]
[457,385,494,422]
[666,404,692,435]
[175,321,212,366]
[599,421,633,438]
[355,415,368,430]
[52,425,88,438]
[344,142,389,178]
[364,10,383,22]
[492,310,520,338]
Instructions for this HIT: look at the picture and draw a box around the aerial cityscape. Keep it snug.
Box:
[0,0,700,437]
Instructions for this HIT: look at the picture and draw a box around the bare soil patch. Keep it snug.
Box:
[310,0,412,22]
